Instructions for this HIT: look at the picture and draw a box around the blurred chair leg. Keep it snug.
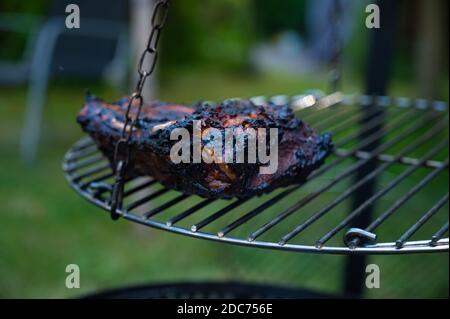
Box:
[20,18,63,165]
[21,17,127,164]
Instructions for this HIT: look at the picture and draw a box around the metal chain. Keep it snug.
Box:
[329,0,342,93]
[110,0,170,219]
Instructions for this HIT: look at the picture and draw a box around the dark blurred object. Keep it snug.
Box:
[82,282,338,299]
[0,13,43,85]
[44,0,128,79]
[345,0,395,297]
[415,0,448,99]
[0,0,129,164]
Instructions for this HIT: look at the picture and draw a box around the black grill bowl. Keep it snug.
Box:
[81,282,337,299]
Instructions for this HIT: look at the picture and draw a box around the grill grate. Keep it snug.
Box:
[63,94,449,254]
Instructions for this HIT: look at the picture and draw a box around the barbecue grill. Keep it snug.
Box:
[61,0,448,298]
[63,92,449,255]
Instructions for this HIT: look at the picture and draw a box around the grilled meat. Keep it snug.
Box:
[77,94,333,198]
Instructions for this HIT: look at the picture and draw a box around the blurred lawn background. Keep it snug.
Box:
[0,0,448,298]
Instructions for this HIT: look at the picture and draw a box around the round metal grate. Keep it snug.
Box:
[63,93,449,254]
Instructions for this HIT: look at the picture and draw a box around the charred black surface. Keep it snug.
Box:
[77,94,333,198]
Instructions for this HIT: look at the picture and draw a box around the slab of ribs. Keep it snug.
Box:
[77,94,333,199]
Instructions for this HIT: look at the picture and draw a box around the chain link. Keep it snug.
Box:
[110,0,170,219]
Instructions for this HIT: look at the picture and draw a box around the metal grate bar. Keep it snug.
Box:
[251,157,368,243]
[296,103,341,123]
[65,155,105,173]
[288,93,340,113]
[68,144,99,160]
[430,222,449,246]
[315,151,449,248]
[125,188,170,211]
[247,157,350,241]
[143,194,190,219]
[71,163,111,182]
[335,108,413,150]
[327,106,384,136]
[335,111,388,147]
[167,198,215,226]
[396,193,449,248]
[307,103,358,130]
[279,115,447,245]
[79,172,115,189]
[336,110,441,157]
[347,152,447,169]
[207,152,344,241]
[71,138,96,152]
[217,187,298,238]
[123,179,157,197]
[191,198,251,232]
[247,164,344,242]
[256,113,442,244]
[365,161,449,234]
[232,110,437,245]
[319,103,383,137]
[296,94,382,135]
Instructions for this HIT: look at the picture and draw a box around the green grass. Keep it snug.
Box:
[0,70,448,298]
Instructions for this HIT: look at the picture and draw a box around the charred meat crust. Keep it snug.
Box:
[77,94,333,198]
